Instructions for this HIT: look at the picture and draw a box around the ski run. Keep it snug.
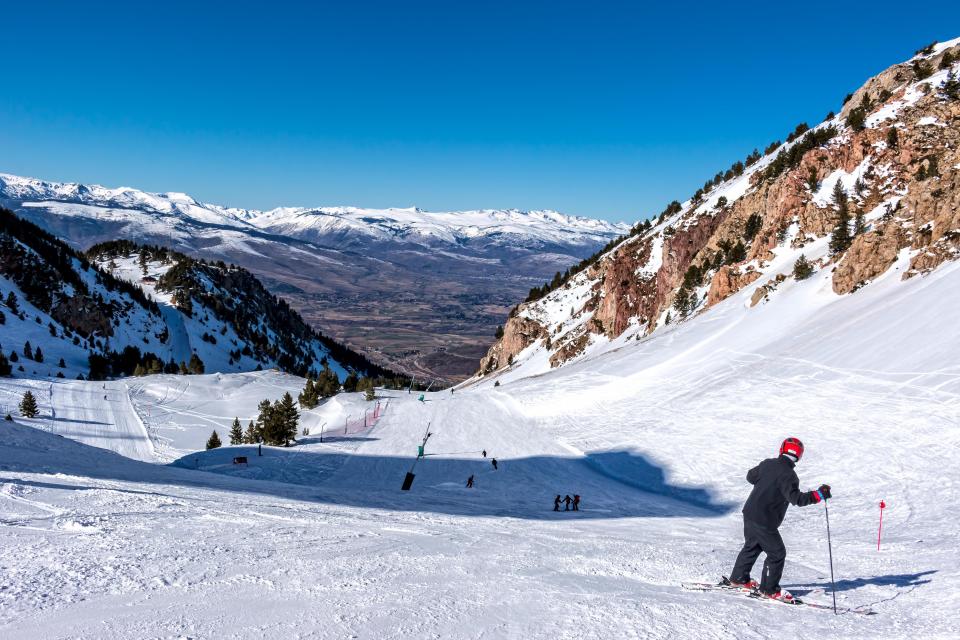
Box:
[2,247,959,638]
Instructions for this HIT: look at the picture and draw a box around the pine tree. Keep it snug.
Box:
[206,430,222,450]
[33,347,44,364]
[854,209,866,236]
[58,358,65,368]
[0,309,5,325]
[23,341,33,360]
[19,391,39,418]
[9,350,19,363]
[316,367,340,398]
[793,255,814,280]
[274,392,299,446]
[744,213,763,241]
[886,127,899,150]
[298,378,320,409]
[727,241,747,264]
[188,354,205,375]
[229,417,244,445]
[255,399,275,443]
[365,387,376,401]
[5,291,18,313]
[912,59,933,80]
[243,420,258,444]
[342,372,359,393]
[942,71,960,101]
[829,181,852,255]
[846,107,866,132]
[0,352,11,377]
[673,288,692,318]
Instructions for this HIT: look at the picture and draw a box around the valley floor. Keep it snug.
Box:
[2,262,959,639]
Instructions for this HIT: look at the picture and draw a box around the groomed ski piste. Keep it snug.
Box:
[2,257,959,638]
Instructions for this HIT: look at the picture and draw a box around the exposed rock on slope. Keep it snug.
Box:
[480,38,960,374]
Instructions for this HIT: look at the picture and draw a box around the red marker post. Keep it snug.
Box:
[877,500,886,551]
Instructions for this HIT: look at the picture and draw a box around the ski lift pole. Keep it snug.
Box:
[824,499,838,615]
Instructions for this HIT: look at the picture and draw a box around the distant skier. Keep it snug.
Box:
[563,495,572,511]
[466,475,474,488]
[727,437,831,603]
[572,495,580,511]
[554,495,561,511]
[482,450,487,458]
[491,458,498,470]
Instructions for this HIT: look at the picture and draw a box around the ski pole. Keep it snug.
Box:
[877,500,886,551]
[824,498,837,615]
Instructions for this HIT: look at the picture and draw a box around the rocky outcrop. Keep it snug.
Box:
[833,223,907,294]
[707,266,763,307]
[478,40,960,374]
[478,315,546,373]
[549,333,590,368]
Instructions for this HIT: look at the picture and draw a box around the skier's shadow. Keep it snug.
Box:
[788,570,936,594]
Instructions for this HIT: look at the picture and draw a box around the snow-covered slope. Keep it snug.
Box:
[1,249,958,637]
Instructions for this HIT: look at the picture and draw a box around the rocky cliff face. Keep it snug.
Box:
[479,38,960,375]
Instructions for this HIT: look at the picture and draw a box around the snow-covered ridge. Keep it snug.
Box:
[0,173,629,247]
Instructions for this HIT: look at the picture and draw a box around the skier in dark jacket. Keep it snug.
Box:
[491,458,498,470]
[572,495,580,511]
[466,475,474,488]
[728,437,831,602]
[554,495,561,511]
[563,495,572,511]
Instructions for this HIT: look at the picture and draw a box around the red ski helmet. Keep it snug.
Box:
[779,437,804,461]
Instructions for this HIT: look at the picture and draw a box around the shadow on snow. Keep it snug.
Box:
[0,420,733,520]
[788,570,937,594]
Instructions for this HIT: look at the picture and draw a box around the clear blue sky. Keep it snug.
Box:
[1,1,958,222]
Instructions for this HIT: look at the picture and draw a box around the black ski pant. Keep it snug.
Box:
[731,518,786,595]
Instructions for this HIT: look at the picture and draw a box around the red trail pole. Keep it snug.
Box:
[877,500,886,551]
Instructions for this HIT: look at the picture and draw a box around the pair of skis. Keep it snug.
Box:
[680,579,875,615]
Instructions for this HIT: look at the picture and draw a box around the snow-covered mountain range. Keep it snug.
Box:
[0,172,625,251]
[0,174,629,381]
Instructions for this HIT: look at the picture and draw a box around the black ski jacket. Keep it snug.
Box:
[742,455,819,528]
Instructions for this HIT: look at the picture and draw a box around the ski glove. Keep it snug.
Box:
[813,484,832,502]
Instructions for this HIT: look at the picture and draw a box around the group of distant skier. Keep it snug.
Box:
[464,450,498,488]
[554,494,580,512]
